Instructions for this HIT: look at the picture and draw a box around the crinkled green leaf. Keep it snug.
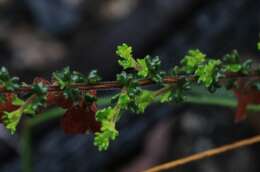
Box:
[116,43,136,69]
[0,67,20,91]
[116,72,134,86]
[96,107,115,122]
[32,83,48,95]
[195,59,221,87]
[3,109,23,134]
[135,90,154,113]
[117,93,130,108]
[181,49,206,73]
[144,56,165,83]
[12,95,25,106]
[52,67,85,102]
[223,50,242,73]
[136,59,148,77]
[160,91,173,103]
[225,64,242,72]
[94,121,119,151]
[87,70,102,84]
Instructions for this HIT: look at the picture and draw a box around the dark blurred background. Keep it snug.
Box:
[1,0,260,172]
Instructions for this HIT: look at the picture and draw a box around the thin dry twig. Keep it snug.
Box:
[144,134,260,172]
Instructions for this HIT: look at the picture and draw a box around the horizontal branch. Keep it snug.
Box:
[144,134,260,172]
[1,74,259,93]
[0,76,187,93]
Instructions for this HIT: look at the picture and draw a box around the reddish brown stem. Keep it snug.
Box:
[0,74,260,93]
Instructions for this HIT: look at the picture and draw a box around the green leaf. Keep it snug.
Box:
[23,96,45,115]
[225,64,242,72]
[195,59,221,87]
[53,67,87,87]
[223,50,242,73]
[96,107,115,122]
[94,121,119,151]
[12,95,25,106]
[52,67,70,89]
[135,90,154,113]
[136,59,149,77]
[116,43,136,69]
[63,87,80,102]
[181,49,206,73]
[160,91,173,103]
[144,56,165,83]
[52,67,86,102]
[32,83,48,95]
[223,50,240,63]
[117,93,130,108]
[257,42,260,51]
[87,70,102,84]
[0,67,20,91]
[116,72,136,87]
[3,109,23,134]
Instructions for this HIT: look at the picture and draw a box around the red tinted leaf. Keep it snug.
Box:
[60,90,100,134]
[33,77,73,108]
[32,77,100,133]
[60,102,100,134]
[233,79,260,122]
[0,93,19,122]
[47,92,73,109]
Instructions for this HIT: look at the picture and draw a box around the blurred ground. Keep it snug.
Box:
[0,0,260,172]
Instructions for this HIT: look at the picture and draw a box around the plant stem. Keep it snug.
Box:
[20,108,66,172]
[1,74,260,93]
[20,123,32,172]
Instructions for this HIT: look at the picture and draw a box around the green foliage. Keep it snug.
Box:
[117,93,131,108]
[181,49,206,73]
[116,43,136,69]
[3,83,49,134]
[3,109,23,134]
[134,90,154,113]
[24,98,45,116]
[144,56,165,83]
[136,59,149,77]
[52,67,85,89]
[241,59,252,75]
[116,44,164,82]
[0,41,260,151]
[12,95,25,106]
[96,107,115,122]
[195,59,222,88]
[116,71,134,86]
[0,67,20,91]
[222,50,242,73]
[94,121,119,151]
[95,105,120,150]
[160,91,173,103]
[87,70,102,84]
[53,67,101,102]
